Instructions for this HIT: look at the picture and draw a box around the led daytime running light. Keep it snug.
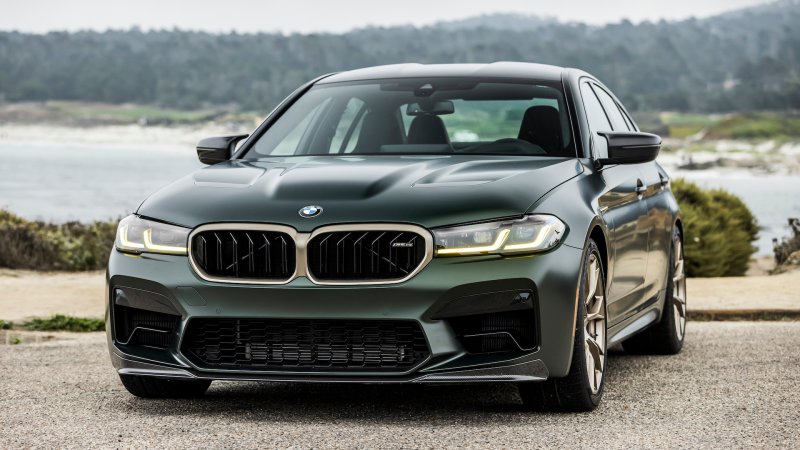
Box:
[143,228,188,254]
[436,229,510,256]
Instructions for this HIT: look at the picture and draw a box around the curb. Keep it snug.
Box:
[688,309,800,321]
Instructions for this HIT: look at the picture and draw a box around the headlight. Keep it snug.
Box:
[115,215,189,255]
[433,215,566,257]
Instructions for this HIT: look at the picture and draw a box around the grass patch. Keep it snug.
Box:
[705,113,800,139]
[0,320,12,330]
[45,101,221,124]
[633,111,800,140]
[0,209,117,271]
[23,315,105,332]
[661,112,722,138]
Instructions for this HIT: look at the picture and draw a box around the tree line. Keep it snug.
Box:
[1,1,798,112]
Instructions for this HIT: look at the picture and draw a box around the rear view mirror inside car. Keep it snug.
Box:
[406,100,455,115]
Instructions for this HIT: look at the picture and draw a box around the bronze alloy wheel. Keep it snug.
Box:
[584,253,607,394]
[672,235,687,341]
[519,240,607,411]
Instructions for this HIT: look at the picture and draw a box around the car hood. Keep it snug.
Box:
[137,155,583,231]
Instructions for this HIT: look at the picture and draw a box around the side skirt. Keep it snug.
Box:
[607,290,665,346]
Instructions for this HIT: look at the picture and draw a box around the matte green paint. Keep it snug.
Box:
[108,63,681,383]
[108,241,583,378]
[137,155,584,232]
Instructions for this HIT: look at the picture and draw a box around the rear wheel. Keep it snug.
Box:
[119,374,211,399]
[519,239,607,411]
[622,227,686,354]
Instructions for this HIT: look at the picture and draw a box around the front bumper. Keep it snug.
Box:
[107,243,583,383]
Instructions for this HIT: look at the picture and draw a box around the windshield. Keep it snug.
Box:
[245,78,575,158]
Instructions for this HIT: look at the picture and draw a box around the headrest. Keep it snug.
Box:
[353,110,404,153]
[407,114,451,145]
[518,105,563,154]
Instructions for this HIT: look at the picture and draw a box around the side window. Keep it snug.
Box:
[580,82,611,159]
[592,85,630,131]
[329,98,366,153]
[619,106,637,131]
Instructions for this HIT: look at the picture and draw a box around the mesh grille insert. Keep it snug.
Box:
[191,230,296,280]
[307,230,426,281]
[449,311,537,354]
[181,318,430,371]
[114,305,179,349]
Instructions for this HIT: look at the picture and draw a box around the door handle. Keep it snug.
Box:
[659,175,669,189]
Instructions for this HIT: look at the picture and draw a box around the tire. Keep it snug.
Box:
[622,227,686,355]
[519,239,608,412]
[119,374,211,399]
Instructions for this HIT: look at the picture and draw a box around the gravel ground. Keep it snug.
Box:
[1,322,798,449]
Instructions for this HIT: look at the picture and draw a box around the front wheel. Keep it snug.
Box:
[519,239,607,411]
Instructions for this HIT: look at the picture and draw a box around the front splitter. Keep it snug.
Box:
[114,352,549,384]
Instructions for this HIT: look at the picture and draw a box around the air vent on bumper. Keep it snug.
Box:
[113,304,179,349]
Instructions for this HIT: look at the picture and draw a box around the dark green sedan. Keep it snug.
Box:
[108,62,686,411]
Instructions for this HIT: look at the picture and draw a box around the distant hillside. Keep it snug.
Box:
[0,1,798,112]
[433,13,557,31]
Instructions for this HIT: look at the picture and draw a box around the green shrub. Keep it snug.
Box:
[672,179,758,277]
[0,210,117,271]
[24,315,105,332]
[0,320,12,330]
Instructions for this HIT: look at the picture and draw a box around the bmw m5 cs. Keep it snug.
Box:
[108,62,686,411]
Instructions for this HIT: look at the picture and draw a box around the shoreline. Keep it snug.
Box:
[0,122,249,151]
[1,122,798,172]
[1,123,798,257]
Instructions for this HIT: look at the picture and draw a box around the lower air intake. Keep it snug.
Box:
[449,311,537,354]
[114,305,179,349]
[181,318,430,371]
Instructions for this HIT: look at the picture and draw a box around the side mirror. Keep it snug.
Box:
[196,134,249,165]
[596,131,661,166]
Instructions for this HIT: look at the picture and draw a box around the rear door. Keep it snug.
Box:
[580,81,649,325]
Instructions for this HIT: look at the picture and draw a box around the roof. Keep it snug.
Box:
[318,62,566,84]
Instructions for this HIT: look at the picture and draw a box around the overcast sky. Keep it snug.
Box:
[1,0,773,34]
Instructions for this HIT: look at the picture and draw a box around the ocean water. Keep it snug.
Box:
[674,170,800,256]
[1,143,798,255]
[0,142,202,222]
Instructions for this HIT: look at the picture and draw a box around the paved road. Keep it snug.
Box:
[1,322,798,449]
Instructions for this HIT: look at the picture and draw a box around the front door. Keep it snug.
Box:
[600,166,650,324]
[579,81,650,325]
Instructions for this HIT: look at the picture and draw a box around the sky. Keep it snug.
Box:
[1,0,773,34]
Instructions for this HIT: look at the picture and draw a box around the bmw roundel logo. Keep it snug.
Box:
[299,205,323,218]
